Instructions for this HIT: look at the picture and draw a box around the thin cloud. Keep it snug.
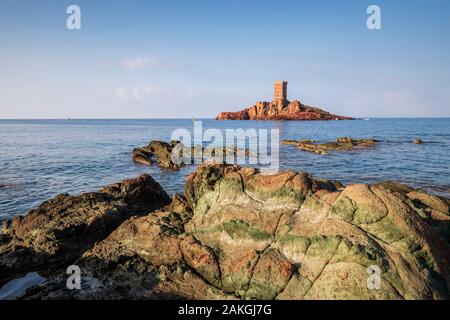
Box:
[114,86,173,100]
[184,88,199,98]
[122,56,159,70]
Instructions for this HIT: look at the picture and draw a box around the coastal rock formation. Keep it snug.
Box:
[0,174,171,287]
[282,137,378,155]
[216,100,354,121]
[132,140,249,169]
[132,148,154,166]
[132,140,181,169]
[2,164,450,300]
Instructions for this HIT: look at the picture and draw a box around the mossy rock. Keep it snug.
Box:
[195,220,273,242]
[361,216,406,244]
[330,196,356,222]
[332,238,389,272]
[246,249,294,300]
[306,235,343,258]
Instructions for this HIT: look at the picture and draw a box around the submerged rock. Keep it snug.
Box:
[282,137,378,155]
[132,140,181,169]
[4,165,450,300]
[132,140,249,169]
[414,139,423,145]
[132,148,153,166]
[0,174,171,286]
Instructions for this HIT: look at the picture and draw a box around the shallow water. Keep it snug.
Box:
[0,118,449,219]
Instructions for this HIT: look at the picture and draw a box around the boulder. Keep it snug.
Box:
[181,164,450,299]
[0,174,171,286]
[132,148,153,166]
[20,193,230,300]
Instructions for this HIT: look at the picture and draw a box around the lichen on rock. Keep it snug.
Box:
[2,164,449,300]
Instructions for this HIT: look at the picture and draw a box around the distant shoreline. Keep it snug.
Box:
[1,117,450,121]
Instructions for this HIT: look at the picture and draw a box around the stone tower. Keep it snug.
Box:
[273,80,288,106]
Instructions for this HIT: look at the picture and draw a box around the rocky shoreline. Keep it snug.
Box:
[1,164,449,300]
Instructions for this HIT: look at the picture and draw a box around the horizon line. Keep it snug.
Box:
[1,117,450,121]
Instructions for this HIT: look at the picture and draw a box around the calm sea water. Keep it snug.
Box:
[0,118,449,219]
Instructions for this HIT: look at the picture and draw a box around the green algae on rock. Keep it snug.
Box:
[1,164,449,300]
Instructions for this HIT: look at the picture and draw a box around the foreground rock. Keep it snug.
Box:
[9,164,449,300]
[282,137,378,155]
[0,174,171,287]
[216,100,354,121]
[132,140,248,169]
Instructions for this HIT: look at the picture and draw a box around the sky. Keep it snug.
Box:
[0,0,449,118]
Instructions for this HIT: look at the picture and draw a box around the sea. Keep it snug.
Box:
[0,118,449,219]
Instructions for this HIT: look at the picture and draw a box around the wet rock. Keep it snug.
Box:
[147,141,181,169]
[132,140,249,170]
[281,140,301,145]
[414,139,423,145]
[131,140,181,169]
[132,148,153,166]
[282,137,378,155]
[0,174,171,286]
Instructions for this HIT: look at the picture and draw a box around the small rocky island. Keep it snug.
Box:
[216,81,354,121]
[1,164,449,300]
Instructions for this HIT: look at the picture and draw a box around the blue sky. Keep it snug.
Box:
[0,0,449,118]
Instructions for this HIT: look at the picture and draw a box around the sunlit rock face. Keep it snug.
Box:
[2,164,449,300]
[0,174,171,287]
[216,100,354,121]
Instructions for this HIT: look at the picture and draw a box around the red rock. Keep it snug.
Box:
[216,100,353,121]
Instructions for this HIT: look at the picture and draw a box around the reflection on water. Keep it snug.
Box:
[0,118,449,219]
